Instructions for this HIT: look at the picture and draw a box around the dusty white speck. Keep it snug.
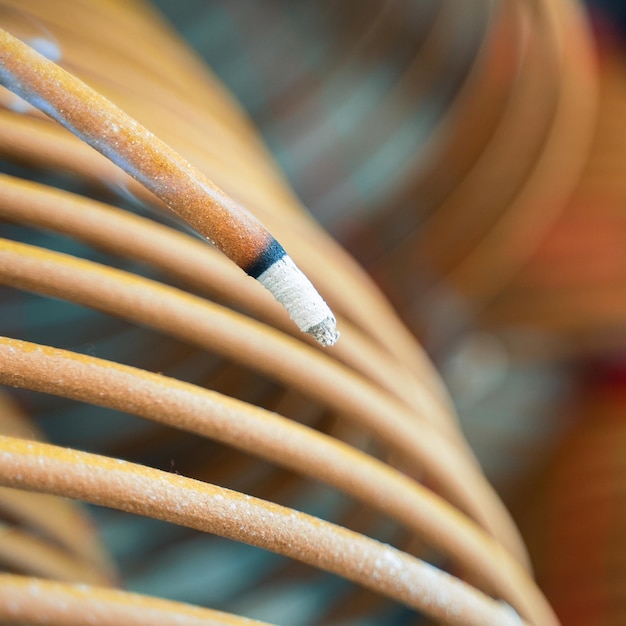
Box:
[499,602,523,623]
[28,582,41,596]
[383,549,402,568]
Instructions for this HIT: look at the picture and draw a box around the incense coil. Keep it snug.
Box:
[517,359,626,625]
[0,1,564,624]
[314,0,598,351]
[479,33,626,352]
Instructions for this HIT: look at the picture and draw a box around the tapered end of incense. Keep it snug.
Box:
[255,253,339,347]
[306,318,340,347]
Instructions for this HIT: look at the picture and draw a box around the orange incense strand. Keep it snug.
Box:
[0,28,338,345]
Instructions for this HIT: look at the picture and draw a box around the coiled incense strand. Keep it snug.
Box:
[0,28,338,346]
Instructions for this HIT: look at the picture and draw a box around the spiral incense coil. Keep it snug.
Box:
[0,1,560,625]
[480,34,626,351]
[322,0,598,344]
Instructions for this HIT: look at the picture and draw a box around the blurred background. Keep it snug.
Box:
[2,0,626,624]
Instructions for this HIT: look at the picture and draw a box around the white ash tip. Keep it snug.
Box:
[256,255,340,347]
[306,317,340,347]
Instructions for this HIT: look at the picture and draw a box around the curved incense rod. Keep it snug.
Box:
[0,523,110,586]
[436,0,596,299]
[0,239,528,563]
[0,575,273,626]
[0,109,429,378]
[0,28,337,346]
[0,174,455,428]
[0,336,554,623]
[0,437,531,626]
[0,487,113,573]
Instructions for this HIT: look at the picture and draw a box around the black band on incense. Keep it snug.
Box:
[244,238,286,279]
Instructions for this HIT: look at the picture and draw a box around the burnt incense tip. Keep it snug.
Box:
[256,254,339,347]
[306,318,340,347]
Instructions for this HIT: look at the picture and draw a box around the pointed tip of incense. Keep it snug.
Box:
[306,318,340,347]
[256,255,339,347]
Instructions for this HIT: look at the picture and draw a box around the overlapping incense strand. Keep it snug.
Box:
[0,28,338,345]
